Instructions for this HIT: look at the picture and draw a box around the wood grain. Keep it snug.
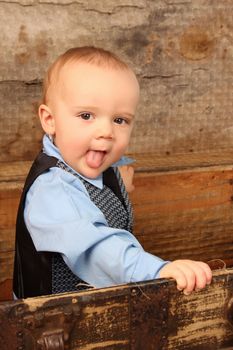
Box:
[131,163,233,262]
[0,269,233,349]
[0,2,232,161]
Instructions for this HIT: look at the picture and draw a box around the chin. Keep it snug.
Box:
[83,168,102,179]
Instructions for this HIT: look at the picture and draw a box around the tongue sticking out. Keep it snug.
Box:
[86,150,106,168]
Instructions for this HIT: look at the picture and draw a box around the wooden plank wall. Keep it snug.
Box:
[0,1,232,161]
[131,154,233,264]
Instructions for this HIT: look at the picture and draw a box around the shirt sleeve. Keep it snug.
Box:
[24,167,168,288]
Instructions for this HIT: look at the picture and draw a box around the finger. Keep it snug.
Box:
[129,184,135,192]
[181,261,211,292]
[174,269,188,292]
[196,261,212,285]
[127,165,134,176]
[189,262,208,290]
[175,262,196,295]
[160,264,188,291]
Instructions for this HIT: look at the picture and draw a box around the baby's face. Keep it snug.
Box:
[43,62,139,178]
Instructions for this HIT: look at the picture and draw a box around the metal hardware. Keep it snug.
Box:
[37,329,65,350]
[130,281,169,349]
[19,304,80,349]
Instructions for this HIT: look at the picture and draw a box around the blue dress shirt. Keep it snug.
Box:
[24,135,168,288]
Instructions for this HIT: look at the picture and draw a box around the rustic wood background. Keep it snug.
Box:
[0,0,232,162]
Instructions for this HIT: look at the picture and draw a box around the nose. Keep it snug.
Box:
[96,118,113,139]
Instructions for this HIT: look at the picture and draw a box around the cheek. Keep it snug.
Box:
[55,122,77,141]
[121,128,132,144]
[54,128,78,151]
[115,132,131,152]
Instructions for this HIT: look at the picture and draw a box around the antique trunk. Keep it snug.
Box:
[1,270,233,349]
[1,0,233,349]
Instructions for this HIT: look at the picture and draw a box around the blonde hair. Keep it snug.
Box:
[43,46,131,104]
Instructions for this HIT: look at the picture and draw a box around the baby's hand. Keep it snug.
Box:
[159,260,212,295]
[118,165,135,193]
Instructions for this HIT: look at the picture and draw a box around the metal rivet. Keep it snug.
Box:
[26,320,33,328]
[131,288,137,296]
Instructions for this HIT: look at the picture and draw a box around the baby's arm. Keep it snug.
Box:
[118,167,212,293]
[118,165,135,193]
[159,259,212,295]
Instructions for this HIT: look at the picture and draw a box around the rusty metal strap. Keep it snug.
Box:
[129,281,170,350]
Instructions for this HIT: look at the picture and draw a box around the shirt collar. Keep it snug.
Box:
[42,134,103,189]
[43,134,135,189]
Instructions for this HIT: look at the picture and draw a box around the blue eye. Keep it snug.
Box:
[80,113,92,120]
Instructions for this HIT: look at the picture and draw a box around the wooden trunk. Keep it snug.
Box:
[0,270,233,349]
[1,1,233,348]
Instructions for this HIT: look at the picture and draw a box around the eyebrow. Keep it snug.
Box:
[121,112,135,119]
[71,105,97,111]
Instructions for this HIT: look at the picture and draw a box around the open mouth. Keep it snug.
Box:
[85,150,107,169]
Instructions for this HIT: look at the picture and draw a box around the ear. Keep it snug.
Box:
[38,104,55,135]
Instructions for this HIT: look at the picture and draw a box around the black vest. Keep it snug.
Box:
[13,152,133,298]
